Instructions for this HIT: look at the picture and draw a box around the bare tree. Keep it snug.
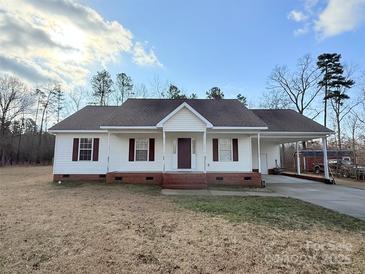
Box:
[345,112,363,168]
[133,83,148,98]
[67,87,87,114]
[328,67,356,149]
[149,75,167,98]
[114,73,133,105]
[37,85,57,161]
[267,55,322,118]
[0,75,32,165]
[259,90,292,109]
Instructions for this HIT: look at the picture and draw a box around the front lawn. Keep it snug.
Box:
[1,166,365,273]
[174,196,365,231]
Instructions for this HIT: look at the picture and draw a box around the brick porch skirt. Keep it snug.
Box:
[54,172,262,189]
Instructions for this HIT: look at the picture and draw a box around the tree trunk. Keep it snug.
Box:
[323,67,328,127]
[37,107,47,163]
[16,133,22,163]
[337,112,341,150]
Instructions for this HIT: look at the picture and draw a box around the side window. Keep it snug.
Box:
[79,138,93,161]
[135,139,148,161]
[219,138,232,162]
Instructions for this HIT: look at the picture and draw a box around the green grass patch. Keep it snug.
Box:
[174,196,365,231]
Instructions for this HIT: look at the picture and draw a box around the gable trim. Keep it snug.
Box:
[156,102,213,128]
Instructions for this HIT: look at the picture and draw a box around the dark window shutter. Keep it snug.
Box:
[72,138,79,161]
[129,138,135,161]
[149,138,155,161]
[93,138,99,161]
[212,138,218,162]
[232,138,238,161]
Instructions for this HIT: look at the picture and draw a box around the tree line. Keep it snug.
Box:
[89,69,247,104]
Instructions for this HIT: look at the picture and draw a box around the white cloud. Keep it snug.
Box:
[288,0,365,39]
[315,0,365,38]
[133,42,163,68]
[288,10,308,22]
[0,0,162,87]
[294,24,310,36]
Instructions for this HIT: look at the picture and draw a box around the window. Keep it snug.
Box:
[192,139,196,154]
[79,138,92,161]
[135,139,148,161]
[219,138,232,162]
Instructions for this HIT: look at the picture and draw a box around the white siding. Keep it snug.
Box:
[53,133,108,174]
[206,134,252,172]
[252,140,281,174]
[109,133,163,172]
[53,131,259,175]
[163,107,206,132]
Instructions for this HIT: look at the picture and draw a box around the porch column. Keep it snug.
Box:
[296,142,301,175]
[322,136,330,180]
[162,130,166,172]
[257,133,261,173]
[203,129,207,173]
[107,132,111,173]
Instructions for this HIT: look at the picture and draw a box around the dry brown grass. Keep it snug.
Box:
[0,166,364,273]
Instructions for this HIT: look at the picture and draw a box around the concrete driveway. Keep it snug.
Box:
[264,175,365,220]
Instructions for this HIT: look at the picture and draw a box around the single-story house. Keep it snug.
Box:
[49,99,332,188]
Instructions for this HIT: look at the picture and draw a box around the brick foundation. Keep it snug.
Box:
[206,172,262,187]
[53,174,105,182]
[106,172,162,184]
[54,171,263,188]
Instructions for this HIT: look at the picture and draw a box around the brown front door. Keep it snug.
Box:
[178,138,191,169]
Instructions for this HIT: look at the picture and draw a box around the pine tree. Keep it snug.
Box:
[317,53,355,148]
[236,93,247,107]
[317,53,354,127]
[206,87,224,99]
[165,84,187,99]
[91,70,113,106]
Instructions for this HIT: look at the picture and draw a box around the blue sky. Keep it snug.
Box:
[1,0,364,106]
[83,0,365,103]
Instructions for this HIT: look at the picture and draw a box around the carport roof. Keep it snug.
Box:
[251,109,332,133]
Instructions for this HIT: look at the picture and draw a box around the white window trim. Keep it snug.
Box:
[135,138,149,162]
[78,138,93,161]
[218,138,233,162]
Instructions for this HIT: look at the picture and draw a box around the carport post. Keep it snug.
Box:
[296,142,301,175]
[322,137,330,180]
[257,133,261,173]
[162,130,166,172]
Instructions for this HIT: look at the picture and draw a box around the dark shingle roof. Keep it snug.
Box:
[49,106,118,130]
[102,99,267,127]
[251,109,332,133]
[49,99,332,133]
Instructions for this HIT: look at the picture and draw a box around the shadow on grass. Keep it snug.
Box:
[173,196,365,232]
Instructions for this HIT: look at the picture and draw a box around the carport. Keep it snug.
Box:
[252,109,333,183]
